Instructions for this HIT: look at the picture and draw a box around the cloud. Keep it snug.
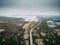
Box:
[0,0,60,18]
[0,0,59,8]
[0,7,59,16]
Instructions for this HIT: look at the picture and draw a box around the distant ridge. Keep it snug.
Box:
[0,16,24,21]
[46,15,60,22]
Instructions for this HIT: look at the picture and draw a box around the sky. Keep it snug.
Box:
[0,0,60,21]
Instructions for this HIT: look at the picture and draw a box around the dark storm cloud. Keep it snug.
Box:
[58,0,60,7]
[0,0,17,7]
[0,0,60,8]
[0,0,60,17]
